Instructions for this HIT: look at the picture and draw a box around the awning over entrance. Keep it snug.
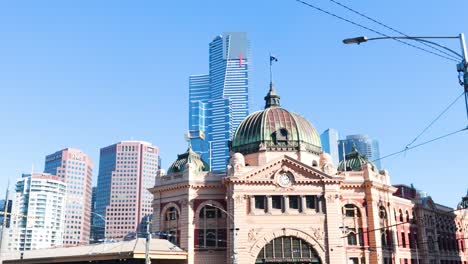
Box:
[2,238,187,264]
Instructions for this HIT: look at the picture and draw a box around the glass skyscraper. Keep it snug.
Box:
[338,134,382,169]
[320,128,339,165]
[189,32,250,172]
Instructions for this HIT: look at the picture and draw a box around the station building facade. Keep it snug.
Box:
[150,83,468,264]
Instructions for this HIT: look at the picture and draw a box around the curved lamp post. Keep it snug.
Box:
[343,33,468,121]
[208,203,238,264]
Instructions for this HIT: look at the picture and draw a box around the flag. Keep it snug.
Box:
[239,52,243,67]
[270,55,278,64]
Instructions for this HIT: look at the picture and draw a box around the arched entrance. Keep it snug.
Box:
[255,236,322,264]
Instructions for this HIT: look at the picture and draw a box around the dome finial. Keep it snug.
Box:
[265,82,281,108]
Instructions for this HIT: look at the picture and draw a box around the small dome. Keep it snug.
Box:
[231,83,322,155]
[167,146,209,174]
[337,145,376,172]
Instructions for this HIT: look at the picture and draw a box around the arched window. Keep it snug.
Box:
[257,236,321,263]
[347,231,358,246]
[379,206,387,220]
[197,204,226,249]
[343,204,361,218]
[405,210,410,223]
[399,209,404,222]
[428,236,435,251]
[162,206,179,245]
[381,231,388,248]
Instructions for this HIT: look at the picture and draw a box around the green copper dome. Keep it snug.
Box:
[231,83,322,155]
[337,145,376,172]
[167,145,210,174]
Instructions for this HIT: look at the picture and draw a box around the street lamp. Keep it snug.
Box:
[89,212,107,243]
[343,33,468,121]
[207,203,238,264]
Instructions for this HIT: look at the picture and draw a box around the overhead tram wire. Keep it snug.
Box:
[326,0,462,61]
[405,91,465,149]
[292,0,459,62]
[341,206,467,239]
[372,126,468,163]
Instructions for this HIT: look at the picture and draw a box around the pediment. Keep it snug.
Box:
[226,155,343,185]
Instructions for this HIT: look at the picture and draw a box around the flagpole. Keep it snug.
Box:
[269,52,272,84]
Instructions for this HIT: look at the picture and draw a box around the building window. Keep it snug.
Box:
[272,196,282,210]
[289,196,300,210]
[347,230,358,246]
[343,204,361,217]
[197,204,226,249]
[256,236,320,262]
[349,257,359,264]
[162,206,179,245]
[254,196,265,210]
[379,206,387,219]
[401,232,406,248]
[305,196,316,209]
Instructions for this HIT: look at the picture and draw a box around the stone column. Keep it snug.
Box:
[283,196,290,213]
[267,196,272,214]
[300,195,306,213]
[323,185,345,264]
[231,193,248,264]
[317,195,323,213]
[178,192,195,264]
[249,196,255,214]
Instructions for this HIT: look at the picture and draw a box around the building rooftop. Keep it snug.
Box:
[3,238,187,264]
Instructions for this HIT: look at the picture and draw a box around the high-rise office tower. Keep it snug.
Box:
[8,173,66,251]
[338,134,382,169]
[320,128,339,165]
[44,148,93,245]
[0,196,12,253]
[189,32,250,172]
[90,186,98,243]
[95,141,158,241]
[0,199,12,228]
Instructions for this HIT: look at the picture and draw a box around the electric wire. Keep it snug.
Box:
[372,126,468,163]
[341,206,467,239]
[405,91,465,149]
[326,0,462,61]
[293,0,459,62]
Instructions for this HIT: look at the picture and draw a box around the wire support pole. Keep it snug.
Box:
[145,217,152,264]
[208,203,237,264]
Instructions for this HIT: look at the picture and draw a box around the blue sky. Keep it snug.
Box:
[0,1,466,206]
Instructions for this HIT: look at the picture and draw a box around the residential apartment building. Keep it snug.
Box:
[7,173,66,251]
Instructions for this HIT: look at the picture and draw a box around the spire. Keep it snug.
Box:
[264,82,281,108]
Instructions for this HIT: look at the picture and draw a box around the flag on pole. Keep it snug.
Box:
[270,55,278,64]
[239,52,243,67]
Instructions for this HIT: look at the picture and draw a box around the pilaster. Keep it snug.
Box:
[324,184,345,264]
